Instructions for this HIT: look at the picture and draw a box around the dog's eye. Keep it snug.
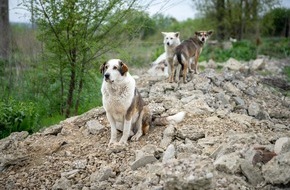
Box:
[170,37,173,40]
[113,66,117,70]
[105,65,108,69]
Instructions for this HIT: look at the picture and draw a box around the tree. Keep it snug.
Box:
[23,0,146,118]
[0,0,9,59]
[262,7,290,37]
[192,0,281,40]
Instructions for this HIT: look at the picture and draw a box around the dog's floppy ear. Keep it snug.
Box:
[195,31,200,36]
[100,61,106,75]
[175,32,180,37]
[118,60,128,76]
[207,30,213,36]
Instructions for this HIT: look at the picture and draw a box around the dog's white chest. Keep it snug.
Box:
[101,79,135,120]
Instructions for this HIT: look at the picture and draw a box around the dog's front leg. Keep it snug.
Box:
[193,52,200,74]
[168,58,174,83]
[119,118,132,145]
[106,113,118,146]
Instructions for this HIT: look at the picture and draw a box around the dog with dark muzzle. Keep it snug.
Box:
[172,30,213,83]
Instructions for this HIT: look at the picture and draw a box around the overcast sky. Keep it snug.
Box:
[9,0,290,23]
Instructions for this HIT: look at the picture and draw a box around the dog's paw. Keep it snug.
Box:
[118,139,129,146]
[131,133,142,141]
[108,139,117,147]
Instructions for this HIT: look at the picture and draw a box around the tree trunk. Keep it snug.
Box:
[216,0,225,41]
[65,48,76,118]
[238,0,244,40]
[74,60,85,115]
[0,0,9,60]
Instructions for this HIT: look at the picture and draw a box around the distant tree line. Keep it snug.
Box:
[193,0,290,41]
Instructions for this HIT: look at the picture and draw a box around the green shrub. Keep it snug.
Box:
[260,38,290,58]
[0,98,39,138]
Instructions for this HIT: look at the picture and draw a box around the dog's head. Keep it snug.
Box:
[195,30,213,43]
[100,59,128,83]
[161,32,180,47]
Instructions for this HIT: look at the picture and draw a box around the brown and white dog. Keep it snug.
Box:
[100,59,185,146]
[172,30,213,83]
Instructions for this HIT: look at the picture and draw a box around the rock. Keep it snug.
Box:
[256,110,270,120]
[160,126,175,148]
[52,177,72,190]
[131,155,157,170]
[8,131,29,141]
[161,156,214,190]
[73,159,87,169]
[228,113,253,126]
[262,152,290,185]
[252,147,277,165]
[85,119,105,135]
[223,82,241,96]
[240,159,263,186]
[42,124,62,136]
[183,99,214,115]
[176,126,205,141]
[224,58,242,71]
[193,76,211,92]
[177,139,202,159]
[274,137,290,154]
[250,58,265,71]
[0,153,29,171]
[248,102,260,117]
[61,169,80,179]
[214,152,241,174]
[233,97,245,107]
[216,92,230,106]
[90,166,116,182]
[162,144,175,162]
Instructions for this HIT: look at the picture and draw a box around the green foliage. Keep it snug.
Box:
[259,38,290,58]
[200,40,257,62]
[0,99,39,138]
[283,66,290,83]
[262,7,290,37]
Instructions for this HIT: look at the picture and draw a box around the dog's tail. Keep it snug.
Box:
[176,52,184,71]
[152,111,186,126]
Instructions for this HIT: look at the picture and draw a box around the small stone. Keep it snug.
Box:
[274,137,290,154]
[248,102,260,117]
[214,152,241,174]
[42,125,63,136]
[86,119,105,135]
[73,159,87,169]
[162,144,175,163]
[240,159,263,186]
[90,166,115,182]
[52,177,72,190]
[131,155,157,170]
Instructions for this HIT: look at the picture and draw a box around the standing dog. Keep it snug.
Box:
[173,30,213,83]
[100,59,185,146]
[161,32,181,83]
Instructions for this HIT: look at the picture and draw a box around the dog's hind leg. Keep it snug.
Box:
[131,111,144,141]
[193,51,200,74]
[182,60,189,83]
[175,63,181,82]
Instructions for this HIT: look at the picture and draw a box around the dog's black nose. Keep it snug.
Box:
[167,42,170,46]
[104,73,110,79]
[201,38,205,41]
